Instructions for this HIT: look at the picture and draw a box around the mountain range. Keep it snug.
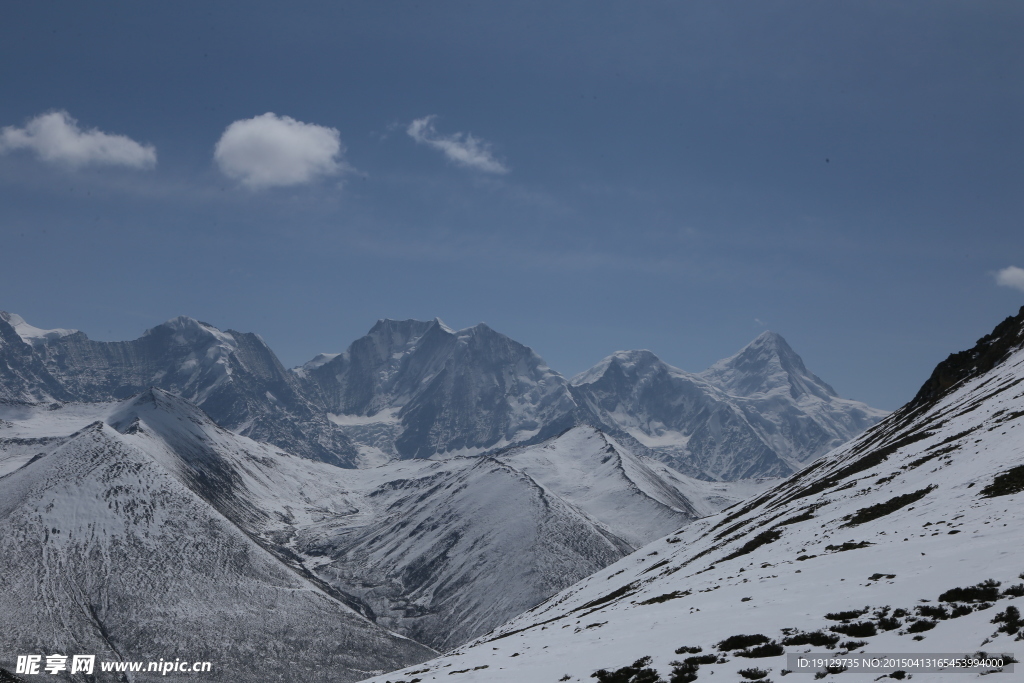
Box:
[366,305,1024,682]
[0,387,762,680]
[0,311,885,480]
[3,305,1018,682]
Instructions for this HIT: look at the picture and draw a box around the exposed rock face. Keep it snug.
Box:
[911,304,1024,407]
[301,318,580,460]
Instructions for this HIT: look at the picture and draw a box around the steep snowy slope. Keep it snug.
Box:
[571,335,885,480]
[363,307,1024,683]
[0,414,433,683]
[0,313,72,403]
[0,312,358,465]
[0,391,748,661]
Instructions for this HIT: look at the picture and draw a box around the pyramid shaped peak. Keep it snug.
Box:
[571,349,669,386]
[144,316,237,347]
[701,331,836,399]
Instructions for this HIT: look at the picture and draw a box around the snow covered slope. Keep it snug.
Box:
[571,334,886,480]
[0,392,750,665]
[363,307,1024,683]
[0,403,433,683]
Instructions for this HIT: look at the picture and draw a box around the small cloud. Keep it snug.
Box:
[407,115,508,174]
[754,318,768,327]
[0,110,156,168]
[995,266,1024,292]
[214,113,344,189]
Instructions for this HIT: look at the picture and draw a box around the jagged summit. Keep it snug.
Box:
[700,330,837,400]
[570,349,665,387]
[0,309,884,479]
[302,317,578,459]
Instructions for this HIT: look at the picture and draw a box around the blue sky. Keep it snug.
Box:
[1,1,1022,409]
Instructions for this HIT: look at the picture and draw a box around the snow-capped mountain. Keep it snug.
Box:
[0,312,358,465]
[300,319,581,460]
[1,311,883,479]
[0,396,433,683]
[303,320,883,478]
[571,333,886,480]
[0,389,759,676]
[0,312,73,403]
[364,306,1024,683]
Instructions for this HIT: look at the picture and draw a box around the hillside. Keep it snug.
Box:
[362,307,1024,682]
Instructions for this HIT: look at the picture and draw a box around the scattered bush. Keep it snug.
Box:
[640,591,689,605]
[668,661,698,683]
[991,605,1023,635]
[980,464,1024,497]
[843,486,935,526]
[738,668,770,680]
[581,583,638,611]
[889,671,906,680]
[877,617,902,631]
[906,620,936,633]
[682,654,718,666]
[721,530,783,562]
[781,631,840,648]
[825,541,872,552]
[825,609,868,621]
[592,656,663,683]
[718,634,771,651]
[949,604,973,618]
[829,621,877,638]
[917,605,949,620]
[892,608,908,618]
[776,509,816,526]
[869,573,896,581]
[841,641,866,650]
[938,579,1001,603]
[674,646,702,655]
[736,643,785,658]
[1003,584,1024,597]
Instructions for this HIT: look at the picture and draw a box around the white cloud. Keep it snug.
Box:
[407,116,508,174]
[995,266,1024,292]
[0,111,156,168]
[214,113,344,189]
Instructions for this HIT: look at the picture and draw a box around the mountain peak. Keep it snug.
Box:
[0,310,79,345]
[143,316,238,348]
[571,350,665,386]
[700,331,837,400]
